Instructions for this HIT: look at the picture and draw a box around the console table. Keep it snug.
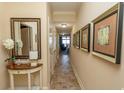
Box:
[7,64,43,90]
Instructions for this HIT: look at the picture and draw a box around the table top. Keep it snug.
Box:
[7,64,43,70]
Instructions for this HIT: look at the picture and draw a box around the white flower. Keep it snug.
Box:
[2,39,14,50]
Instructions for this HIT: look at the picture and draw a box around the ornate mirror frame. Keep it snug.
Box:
[11,18,41,59]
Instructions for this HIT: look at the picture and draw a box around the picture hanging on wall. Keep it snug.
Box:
[80,24,90,52]
[73,31,80,49]
[73,33,76,47]
[92,3,123,64]
[75,31,80,49]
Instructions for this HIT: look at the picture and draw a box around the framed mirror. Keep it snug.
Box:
[11,18,41,59]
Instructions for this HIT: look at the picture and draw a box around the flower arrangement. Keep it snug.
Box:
[2,38,16,62]
[3,39,14,49]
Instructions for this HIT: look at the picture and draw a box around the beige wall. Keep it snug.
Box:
[0,3,9,89]
[47,3,59,85]
[47,3,54,88]
[0,3,49,89]
[70,2,124,89]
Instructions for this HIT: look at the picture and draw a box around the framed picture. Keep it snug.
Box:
[80,24,90,52]
[73,33,76,47]
[73,31,80,49]
[92,3,123,64]
[75,31,80,48]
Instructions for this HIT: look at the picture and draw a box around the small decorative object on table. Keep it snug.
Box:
[2,38,15,68]
[29,51,38,67]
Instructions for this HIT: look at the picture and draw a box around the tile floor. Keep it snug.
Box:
[50,51,80,90]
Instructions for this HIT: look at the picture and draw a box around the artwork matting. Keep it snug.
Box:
[75,31,80,49]
[73,33,76,47]
[73,31,80,49]
[92,3,123,64]
[80,24,90,52]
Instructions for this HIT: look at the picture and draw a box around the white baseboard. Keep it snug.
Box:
[8,86,49,90]
[42,86,49,90]
[71,62,85,90]
[8,86,41,90]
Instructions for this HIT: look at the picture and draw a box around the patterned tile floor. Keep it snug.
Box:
[50,51,80,90]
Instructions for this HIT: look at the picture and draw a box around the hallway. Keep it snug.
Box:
[50,51,80,89]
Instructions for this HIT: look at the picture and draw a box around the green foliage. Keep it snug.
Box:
[5,56,16,62]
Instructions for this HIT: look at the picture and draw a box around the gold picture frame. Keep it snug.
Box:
[92,3,123,64]
[80,24,90,52]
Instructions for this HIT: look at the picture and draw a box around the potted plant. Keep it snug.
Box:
[2,38,15,68]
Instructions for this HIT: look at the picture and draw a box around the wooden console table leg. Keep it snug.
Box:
[40,69,42,89]
[10,74,14,90]
[28,73,31,90]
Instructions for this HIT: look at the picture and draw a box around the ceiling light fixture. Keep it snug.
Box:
[61,24,67,28]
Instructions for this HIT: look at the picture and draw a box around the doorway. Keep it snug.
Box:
[59,34,71,54]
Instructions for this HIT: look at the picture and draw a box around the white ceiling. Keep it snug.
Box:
[50,2,81,34]
[50,2,81,13]
[55,23,72,34]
